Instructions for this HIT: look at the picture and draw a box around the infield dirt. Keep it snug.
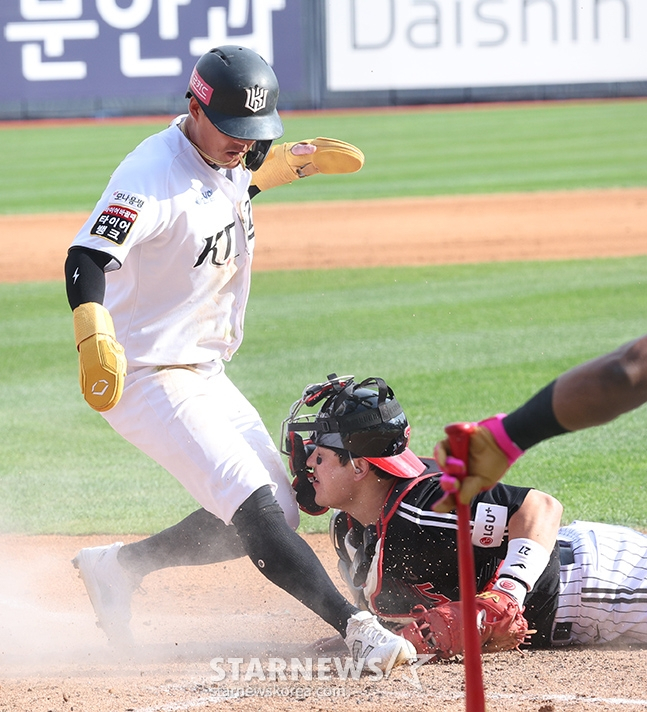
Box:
[1,189,647,712]
[1,188,646,280]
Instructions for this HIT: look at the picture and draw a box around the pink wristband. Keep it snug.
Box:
[478,414,524,465]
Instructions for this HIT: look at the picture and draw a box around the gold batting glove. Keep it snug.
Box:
[433,416,524,513]
[73,302,127,412]
[250,137,365,191]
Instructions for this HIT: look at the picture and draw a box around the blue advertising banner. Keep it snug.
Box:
[1,0,644,118]
[1,0,306,114]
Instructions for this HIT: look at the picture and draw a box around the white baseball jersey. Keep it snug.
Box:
[71,116,255,367]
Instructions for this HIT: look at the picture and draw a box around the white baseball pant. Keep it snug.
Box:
[553,520,647,645]
[102,361,298,527]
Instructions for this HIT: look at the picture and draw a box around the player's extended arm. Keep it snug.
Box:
[489,489,562,606]
[551,335,647,430]
[398,491,560,658]
[434,334,647,511]
[250,138,364,191]
[64,247,127,412]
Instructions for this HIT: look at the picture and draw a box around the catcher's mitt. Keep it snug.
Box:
[477,590,533,653]
[398,590,532,660]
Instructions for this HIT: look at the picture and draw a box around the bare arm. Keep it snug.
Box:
[507,489,562,553]
[433,334,647,513]
[553,335,647,431]
[501,334,647,451]
[490,489,563,602]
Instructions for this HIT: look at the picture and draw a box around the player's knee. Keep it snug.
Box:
[231,485,301,575]
[232,485,286,534]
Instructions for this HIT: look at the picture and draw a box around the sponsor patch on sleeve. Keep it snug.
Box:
[471,502,507,547]
[90,204,139,245]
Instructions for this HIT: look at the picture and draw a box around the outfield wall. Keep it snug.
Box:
[1,0,646,120]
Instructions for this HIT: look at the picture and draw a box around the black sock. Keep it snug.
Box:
[232,486,358,635]
[118,508,246,577]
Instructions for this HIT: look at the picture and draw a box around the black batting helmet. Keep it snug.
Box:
[186,46,283,168]
[282,374,426,479]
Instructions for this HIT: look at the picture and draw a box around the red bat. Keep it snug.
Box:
[445,422,486,712]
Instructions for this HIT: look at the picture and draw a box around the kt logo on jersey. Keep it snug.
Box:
[194,223,237,267]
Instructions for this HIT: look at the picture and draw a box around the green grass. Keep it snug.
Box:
[1,99,646,213]
[0,282,197,534]
[2,256,647,534]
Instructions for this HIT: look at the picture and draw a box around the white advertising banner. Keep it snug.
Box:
[326,0,647,91]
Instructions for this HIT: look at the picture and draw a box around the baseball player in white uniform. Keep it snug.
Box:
[281,374,647,656]
[65,46,415,671]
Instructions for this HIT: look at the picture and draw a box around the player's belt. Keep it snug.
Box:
[558,540,575,566]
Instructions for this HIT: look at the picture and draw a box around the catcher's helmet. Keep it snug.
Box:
[282,374,426,479]
[186,46,283,168]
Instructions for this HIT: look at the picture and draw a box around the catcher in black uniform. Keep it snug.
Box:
[282,374,647,659]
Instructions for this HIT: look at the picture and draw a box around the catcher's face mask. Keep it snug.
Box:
[281,374,425,479]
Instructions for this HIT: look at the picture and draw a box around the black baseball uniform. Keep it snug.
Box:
[331,460,561,647]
